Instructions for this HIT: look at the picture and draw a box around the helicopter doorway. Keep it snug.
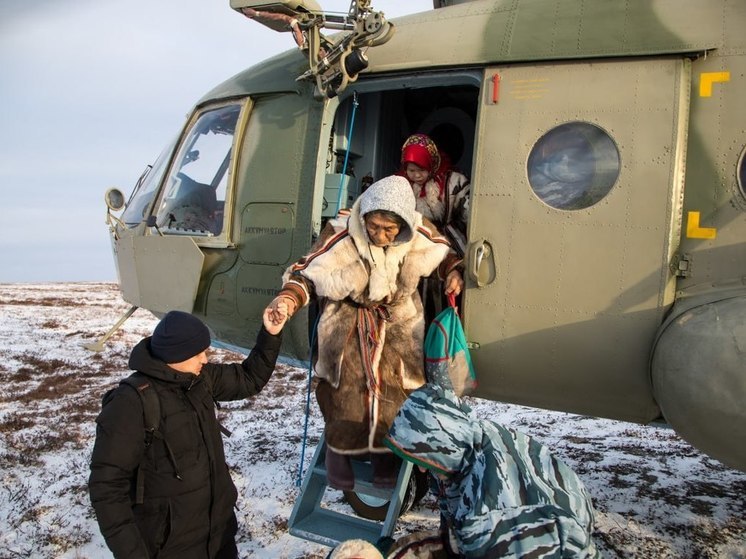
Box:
[466,57,690,424]
[322,79,480,221]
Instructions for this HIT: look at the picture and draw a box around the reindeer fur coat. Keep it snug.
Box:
[279,176,459,454]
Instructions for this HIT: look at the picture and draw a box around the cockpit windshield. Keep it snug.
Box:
[155,104,242,236]
[121,136,178,227]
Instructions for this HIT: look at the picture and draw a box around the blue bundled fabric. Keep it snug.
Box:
[423,295,476,396]
[385,384,602,558]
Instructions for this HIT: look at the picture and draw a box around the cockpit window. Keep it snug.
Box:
[527,122,620,210]
[121,136,177,226]
[156,104,242,236]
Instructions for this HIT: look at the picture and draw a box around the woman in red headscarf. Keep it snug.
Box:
[398,133,470,256]
[397,133,470,320]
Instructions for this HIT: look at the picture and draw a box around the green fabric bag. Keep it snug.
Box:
[424,295,477,396]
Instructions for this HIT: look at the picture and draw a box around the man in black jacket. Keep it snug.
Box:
[89,302,288,558]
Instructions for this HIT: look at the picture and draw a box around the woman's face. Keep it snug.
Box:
[405,162,430,186]
[365,213,401,247]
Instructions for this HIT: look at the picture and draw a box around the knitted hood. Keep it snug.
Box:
[356,175,416,245]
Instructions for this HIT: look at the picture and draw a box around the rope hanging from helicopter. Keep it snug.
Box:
[296,311,321,487]
[335,91,359,211]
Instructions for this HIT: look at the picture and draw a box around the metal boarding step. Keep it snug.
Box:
[288,434,413,548]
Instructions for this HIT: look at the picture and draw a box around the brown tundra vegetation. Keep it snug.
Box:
[0,283,744,558]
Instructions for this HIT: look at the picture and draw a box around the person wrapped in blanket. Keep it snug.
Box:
[384,384,601,558]
[265,175,463,490]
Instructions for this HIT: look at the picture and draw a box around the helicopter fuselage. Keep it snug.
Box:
[105,0,746,471]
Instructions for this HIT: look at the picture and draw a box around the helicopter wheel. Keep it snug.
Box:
[343,468,429,521]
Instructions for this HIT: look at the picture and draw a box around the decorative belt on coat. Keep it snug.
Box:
[350,299,391,397]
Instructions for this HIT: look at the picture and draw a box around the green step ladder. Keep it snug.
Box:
[288,434,414,548]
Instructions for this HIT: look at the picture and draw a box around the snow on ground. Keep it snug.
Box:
[0,283,744,558]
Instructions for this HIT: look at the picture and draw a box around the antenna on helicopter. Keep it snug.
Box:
[231,0,394,98]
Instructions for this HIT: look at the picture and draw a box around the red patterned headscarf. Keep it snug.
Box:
[399,134,447,199]
[400,133,441,176]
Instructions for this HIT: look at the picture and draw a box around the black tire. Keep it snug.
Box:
[343,472,418,521]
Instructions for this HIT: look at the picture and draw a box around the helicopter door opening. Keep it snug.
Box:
[319,79,479,227]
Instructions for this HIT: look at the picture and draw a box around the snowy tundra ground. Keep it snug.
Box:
[0,283,744,558]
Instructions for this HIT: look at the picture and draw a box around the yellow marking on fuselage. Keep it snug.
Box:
[699,71,730,97]
[686,211,717,239]
[509,78,550,100]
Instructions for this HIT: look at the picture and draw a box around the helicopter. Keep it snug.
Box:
[96,0,745,492]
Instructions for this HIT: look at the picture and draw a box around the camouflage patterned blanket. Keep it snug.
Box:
[384,384,601,558]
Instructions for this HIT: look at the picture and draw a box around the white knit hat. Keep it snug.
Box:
[358,175,416,244]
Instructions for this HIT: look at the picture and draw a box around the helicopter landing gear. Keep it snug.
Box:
[84,304,138,352]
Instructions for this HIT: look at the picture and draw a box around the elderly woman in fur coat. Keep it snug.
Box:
[266,175,463,489]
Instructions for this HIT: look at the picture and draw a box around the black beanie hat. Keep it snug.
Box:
[151,311,211,363]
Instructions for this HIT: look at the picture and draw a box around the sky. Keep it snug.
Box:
[0,0,432,283]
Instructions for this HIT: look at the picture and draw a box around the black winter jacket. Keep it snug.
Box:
[89,327,282,559]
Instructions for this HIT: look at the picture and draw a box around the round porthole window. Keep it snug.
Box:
[527,122,620,210]
[738,147,746,199]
